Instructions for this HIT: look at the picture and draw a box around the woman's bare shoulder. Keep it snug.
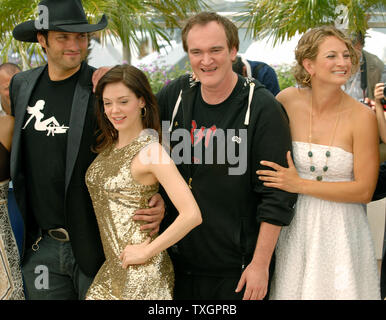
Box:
[137,141,172,167]
[277,87,307,103]
[276,87,309,115]
[345,95,377,142]
[347,95,375,119]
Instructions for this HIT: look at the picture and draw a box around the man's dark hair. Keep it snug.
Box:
[232,56,244,75]
[38,30,49,53]
[181,12,239,52]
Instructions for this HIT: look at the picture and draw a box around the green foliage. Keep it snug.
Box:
[138,61,191,94]
[274,64,297,90]
[238,0,385,45]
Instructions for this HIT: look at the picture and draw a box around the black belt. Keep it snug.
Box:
[44,228,70,242]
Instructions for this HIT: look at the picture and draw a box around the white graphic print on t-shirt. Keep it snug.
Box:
[22,100,69,136]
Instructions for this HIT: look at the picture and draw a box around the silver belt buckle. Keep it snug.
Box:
[48,228,70,242]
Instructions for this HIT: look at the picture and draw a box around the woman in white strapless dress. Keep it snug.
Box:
[257,26,381,300]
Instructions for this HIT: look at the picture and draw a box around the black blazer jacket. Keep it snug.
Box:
[10,61,105,277]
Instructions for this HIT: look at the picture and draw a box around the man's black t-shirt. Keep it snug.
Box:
[22,67,80,230]
[190,77,244,173]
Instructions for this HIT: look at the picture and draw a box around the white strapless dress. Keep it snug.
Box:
[270,141,380,300]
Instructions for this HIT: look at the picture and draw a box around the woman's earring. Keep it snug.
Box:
[141,106,147,118]
[303,73,312,86]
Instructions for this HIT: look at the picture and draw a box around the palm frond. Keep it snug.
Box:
[238,0,385,44]
[0,0,209,67]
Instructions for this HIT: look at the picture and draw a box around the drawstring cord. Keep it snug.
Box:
[169,81,255,130]
[168,90,182,132]
[244,82,255,126]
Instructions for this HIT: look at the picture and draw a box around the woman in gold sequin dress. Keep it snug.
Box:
[85,65,202,300]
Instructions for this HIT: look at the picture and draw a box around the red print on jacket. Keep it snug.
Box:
[190,120,217,148]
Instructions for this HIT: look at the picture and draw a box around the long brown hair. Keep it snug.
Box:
[94,64,160,153]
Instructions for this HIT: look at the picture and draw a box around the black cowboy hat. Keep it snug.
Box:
[13,0,107,43]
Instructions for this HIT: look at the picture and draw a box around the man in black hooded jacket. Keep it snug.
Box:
[157,12,297,300]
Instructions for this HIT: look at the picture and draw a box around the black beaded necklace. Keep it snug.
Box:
[308,94,342,181]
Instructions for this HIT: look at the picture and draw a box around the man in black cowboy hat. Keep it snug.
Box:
[10,0,164,299]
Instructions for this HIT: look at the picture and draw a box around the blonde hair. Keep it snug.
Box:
[293,25,359,88]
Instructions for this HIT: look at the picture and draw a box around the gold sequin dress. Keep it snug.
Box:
[85,134,174,300]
